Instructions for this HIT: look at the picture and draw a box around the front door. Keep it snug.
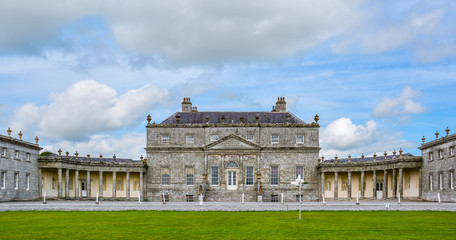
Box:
[81,180,87,197]
[376,182,383,199]
[227,171,237,190]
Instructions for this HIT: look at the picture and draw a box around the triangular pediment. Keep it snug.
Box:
[204,134,260,150]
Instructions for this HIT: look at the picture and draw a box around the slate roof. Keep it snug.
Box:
[161,112,305,125]
[323,153,416,163]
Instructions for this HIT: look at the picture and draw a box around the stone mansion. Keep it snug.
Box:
[0,97,455,202]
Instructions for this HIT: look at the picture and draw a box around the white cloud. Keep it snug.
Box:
[11,80,168,140]
[372,86,426,119]
[320,117,414,159]
[42,132,146,160]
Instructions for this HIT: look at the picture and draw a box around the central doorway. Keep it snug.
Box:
[81,180,87,197]
[227,171,237,190]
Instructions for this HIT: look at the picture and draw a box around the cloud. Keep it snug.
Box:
[11,80,168,140]
[320,117,414,158]
[42,132,146,159]
[372,86,426,119]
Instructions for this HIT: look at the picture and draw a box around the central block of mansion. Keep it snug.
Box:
[145,97,321,202]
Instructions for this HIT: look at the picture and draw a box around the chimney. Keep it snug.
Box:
[275,97,287,113]
[192,106,198,112]
[182,97,192,112]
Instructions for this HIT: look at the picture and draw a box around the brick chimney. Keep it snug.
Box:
[275,97,287,112]
[182,97,192,112]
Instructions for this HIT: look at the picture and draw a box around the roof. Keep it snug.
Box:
[161,112,305,125]
[40,153,140,163]
[323,153,415,163]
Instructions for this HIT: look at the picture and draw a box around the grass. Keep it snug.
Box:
[0,211,455,239]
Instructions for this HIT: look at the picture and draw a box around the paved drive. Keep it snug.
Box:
[1,200,455,211]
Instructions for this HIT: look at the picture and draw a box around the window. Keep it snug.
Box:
[450,147,455,157]
[271,166,279,185]
[246,134,254,141]
[271,195,278,202]
[450,171,455,190]
[14,172,19,190]
[26,173,30,190]
[1,171,5,189]
[25,153,31,162]
[296,166,304,180]
[210,167,219,185]
[161,194,169,202]
[1,147,6,157]
[186,195,194,202]
[429,174,433,191]
[296,135,304,143]
[14,150,19,159]
[376,182,383,191]
[210,135,219,141]
[245,167,254,186]
[186,167,194,186]
[429,152,434,161]
[271,135,279,144]
[186,135,194,144]
[161,168,170,185]
[161,134,169,143]
[439,172,444,190]
[438,150,443,159]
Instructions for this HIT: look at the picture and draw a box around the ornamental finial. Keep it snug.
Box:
[18,131,23,140]
[147,114,152,124]
[7,127,11,137]
[446,127,450,136]
[314,114,319,123]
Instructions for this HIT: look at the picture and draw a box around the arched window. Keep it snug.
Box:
[225,161,239,168]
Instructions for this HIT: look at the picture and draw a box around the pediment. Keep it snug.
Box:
[204,134,260,150]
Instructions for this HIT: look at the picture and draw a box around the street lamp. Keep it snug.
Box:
[291,174,304,219]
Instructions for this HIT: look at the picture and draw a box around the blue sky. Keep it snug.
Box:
[0,0,455,159]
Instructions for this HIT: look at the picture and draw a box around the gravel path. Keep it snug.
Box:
[1,200,455,211]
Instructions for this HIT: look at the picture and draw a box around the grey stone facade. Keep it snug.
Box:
[145,97,321,202]
[419,129,456,202]
[0,131,41,201]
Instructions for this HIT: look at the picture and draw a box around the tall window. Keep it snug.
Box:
[210,135,219,141]
[439,172,444,190]
[450,147,455,157]
[14,150,19,159]
[271,166,279,185]
[1,171,5,189]
[429,152,434,161]
[438,150,443,159]
[14,173,19,190]
[26,153,31,162]
[186,135,194,144]
[210,167,219,185]
[246,134,254,141]
[245,167,254,186]
[161,167,170,185]
[271,135,279,144]
[161,135,169,143]
[429,174,433,191]
[186,167,194,186]
[296,135,304,144]
[296,166,304,180]
[1,147,6,157]
[26,173,30,190]
[450,171,455,190]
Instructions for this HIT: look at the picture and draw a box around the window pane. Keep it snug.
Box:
[211,167,218,185]
[161,168,170,185]
[271,166,279,185]
[296,166,304,180]
[271,135,279,143]
[246,167,254,185]
[161,135,169,143]
[210,135,219,141]
[186,167,194,185]
[246,134,254,141]
[186,135,194,144]
[296,135,304,143]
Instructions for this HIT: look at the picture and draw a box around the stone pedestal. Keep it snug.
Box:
[257,196,263,202]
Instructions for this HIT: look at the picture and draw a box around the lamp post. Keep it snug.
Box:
[291,174,304,220]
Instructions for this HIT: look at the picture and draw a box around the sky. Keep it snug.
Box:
[0,0,455,160]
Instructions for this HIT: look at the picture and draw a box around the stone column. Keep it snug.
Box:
[112,171,117,198]
[99,171,103,199]
[87,170,91,198]
[140,171,144,199]
[398,168,403,198]
[392,169,397,198]
[360,171,365,199]
[334,172,338,200]
[65,169,70,199]
[418,168,422,198]
[372,170,377,199]
[347,172,352,199]
[321,172,325,198]
[126,171,130,199]
[383,170,388,199]
[75,170,79,199]
[58,168,62,198]
[38,168,42,198]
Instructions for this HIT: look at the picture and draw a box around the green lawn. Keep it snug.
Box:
[0,211,455,239]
